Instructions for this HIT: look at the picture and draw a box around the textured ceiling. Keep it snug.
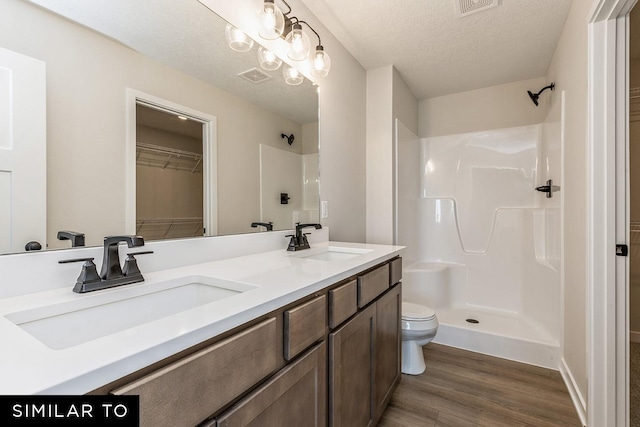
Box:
[302,0,572,99]
[25,0,318,124]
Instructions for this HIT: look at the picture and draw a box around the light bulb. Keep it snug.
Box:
[283,64,304,85]
[311,46,331,78]
[285,23,310,61]
[257,0,284,40]
[257,46,282,71]
[224,24,254,52]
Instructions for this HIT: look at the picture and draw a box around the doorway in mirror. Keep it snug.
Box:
[126,90,218,241]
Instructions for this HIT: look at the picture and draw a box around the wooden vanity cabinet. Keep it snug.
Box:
[104,256,401,427]
[328,260,402,427]
[329,304,377,427]
[374,284,401,420]
[112,318,279,427]
[215,342,326,427]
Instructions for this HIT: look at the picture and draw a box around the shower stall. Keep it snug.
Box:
[395,118,562,368]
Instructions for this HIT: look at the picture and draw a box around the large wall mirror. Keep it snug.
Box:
[0,0,319,254]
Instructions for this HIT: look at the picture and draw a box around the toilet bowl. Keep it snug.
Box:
[401,301,438,375]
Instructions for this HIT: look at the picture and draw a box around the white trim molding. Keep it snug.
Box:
[560,358,588,426]
[588,0,636,426]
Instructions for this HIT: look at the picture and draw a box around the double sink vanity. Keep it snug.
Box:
[0,233,404,426]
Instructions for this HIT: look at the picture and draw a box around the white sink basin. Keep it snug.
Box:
[5,276,257,350]
[294,246,373,262]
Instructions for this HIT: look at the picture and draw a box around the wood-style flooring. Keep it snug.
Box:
[378,344,583,427]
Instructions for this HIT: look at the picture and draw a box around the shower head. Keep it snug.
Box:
[527,83,555,107]
[281,133,294,145]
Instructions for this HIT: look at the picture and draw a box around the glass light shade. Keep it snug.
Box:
[257,46,282,71]
[310,46,331,78]
[257,0,285,40]
[285,24,310,61]
[283,64,304,85]
[224,24,254,52]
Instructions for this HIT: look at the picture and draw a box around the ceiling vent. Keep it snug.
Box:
[238,68,272,84]
[454,0,499,17]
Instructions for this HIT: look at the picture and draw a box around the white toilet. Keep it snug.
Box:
[401,301,439,375]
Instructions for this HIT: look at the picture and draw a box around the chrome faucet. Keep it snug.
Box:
[59,235,152,293]
[287,223,322,251]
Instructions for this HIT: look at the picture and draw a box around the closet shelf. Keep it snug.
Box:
[136,217,204,239]
[136,142,203,173]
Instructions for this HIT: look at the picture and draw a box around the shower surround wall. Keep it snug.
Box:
[397,121,562,368]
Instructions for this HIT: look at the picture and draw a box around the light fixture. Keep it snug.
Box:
[224,24,254,52]
[257,46,282,71]
[285,22,311,61]
[257,0,285,40]
[283,64,304,85]
[297,22,331,78]
[177,115,188,121]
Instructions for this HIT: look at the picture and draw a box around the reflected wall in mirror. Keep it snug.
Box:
[0,0,319,254]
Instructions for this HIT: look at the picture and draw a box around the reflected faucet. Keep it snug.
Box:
[57,230,85,247]
[287,223,322,251]
[251,222,273,231]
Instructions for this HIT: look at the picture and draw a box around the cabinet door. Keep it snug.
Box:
[329,304,376,427]
[216,341,327,427]
[374,284,401,421]
[112,318,278,427]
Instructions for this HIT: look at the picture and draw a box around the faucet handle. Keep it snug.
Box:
[285,234,298,251]
[122,251,153,278]
[59,257,102,292]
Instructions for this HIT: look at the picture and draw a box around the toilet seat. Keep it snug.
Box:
[402,302,436,321]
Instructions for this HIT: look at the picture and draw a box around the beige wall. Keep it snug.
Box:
[545,0,591,402]
[365,66,418,245]
[1,0,306,248]
[418,77,549,138]
[366,66,394,244]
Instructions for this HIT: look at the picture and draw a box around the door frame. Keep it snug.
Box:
[588,1,636,426]
[125,89,218,236]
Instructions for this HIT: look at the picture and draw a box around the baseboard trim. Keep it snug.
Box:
[631,330,640,343]
[559,358,587,426]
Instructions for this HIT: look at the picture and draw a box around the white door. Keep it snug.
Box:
[0,47,46,253]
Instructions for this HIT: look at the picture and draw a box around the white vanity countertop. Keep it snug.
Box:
[0,241,403,395]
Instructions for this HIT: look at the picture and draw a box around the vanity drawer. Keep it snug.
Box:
[390,257,402,285]
[284,295,327,361]
[111,317,278,427]
[329,279,357,329]
[358,263,390,308]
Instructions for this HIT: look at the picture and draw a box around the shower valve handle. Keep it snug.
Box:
[535,179,561,198]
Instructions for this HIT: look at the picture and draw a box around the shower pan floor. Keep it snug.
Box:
[433,307,560,369]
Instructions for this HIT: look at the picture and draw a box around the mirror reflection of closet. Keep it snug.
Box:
[135,104,205,241]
